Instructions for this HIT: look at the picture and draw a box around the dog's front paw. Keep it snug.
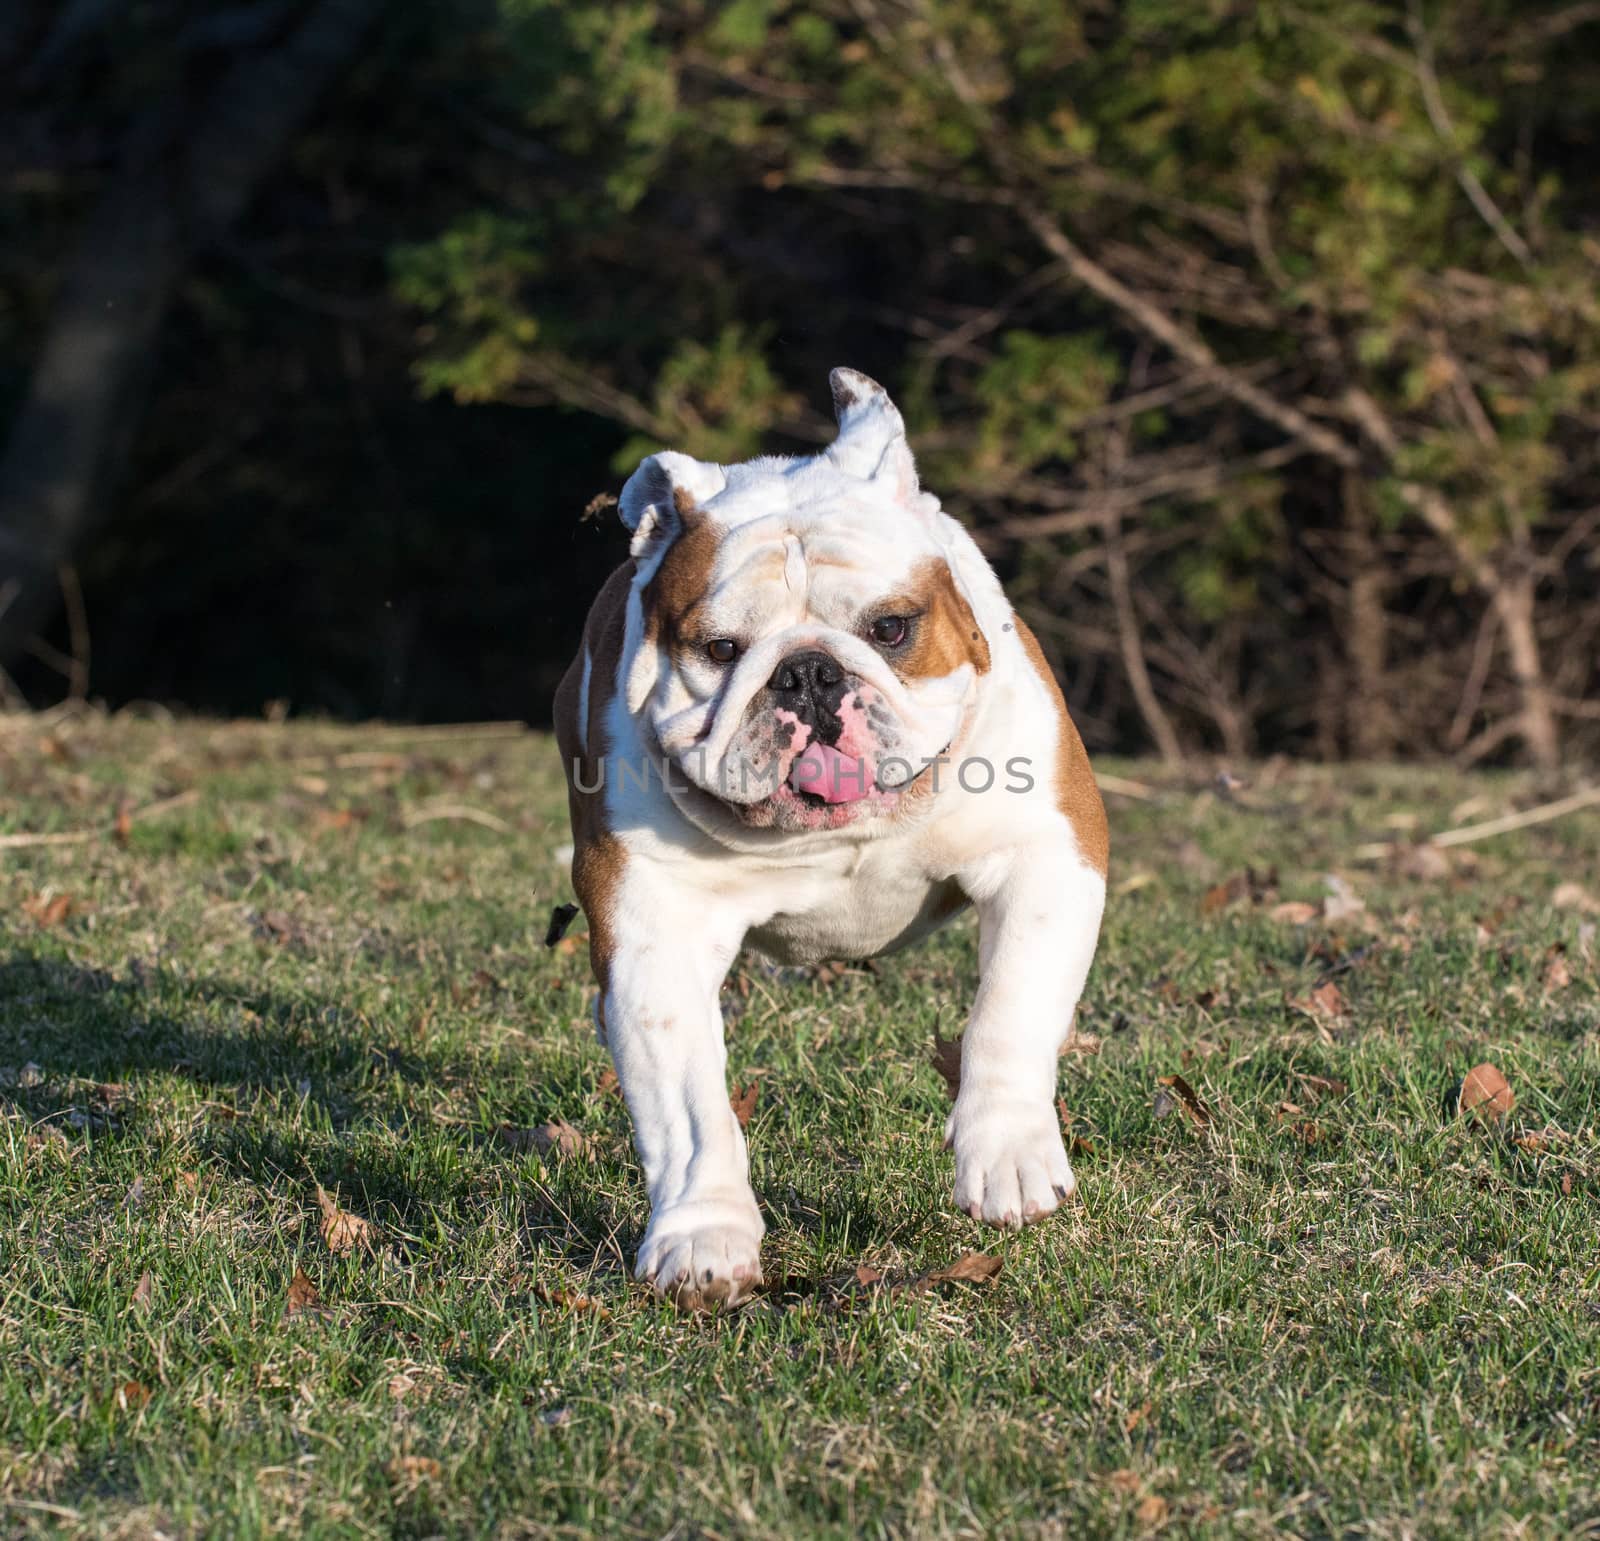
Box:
[946,1098,1075,1230]
[636,1197,764,1311]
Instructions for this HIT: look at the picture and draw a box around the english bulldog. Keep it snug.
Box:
[554,369,1107,1309]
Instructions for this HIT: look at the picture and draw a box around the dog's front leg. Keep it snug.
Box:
[601,904,762,1309]
[947,843,1106,1228]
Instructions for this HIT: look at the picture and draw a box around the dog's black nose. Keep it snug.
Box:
[767,649,849,743]
[768,650,842,697]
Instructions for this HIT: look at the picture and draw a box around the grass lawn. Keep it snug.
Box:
[0,714,1596,1538]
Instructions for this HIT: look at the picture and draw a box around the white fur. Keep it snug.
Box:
[577,370,1106,1305]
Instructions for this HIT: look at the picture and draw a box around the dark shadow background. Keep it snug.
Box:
[2,1,1597,761]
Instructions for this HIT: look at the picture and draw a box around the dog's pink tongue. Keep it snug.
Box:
[788,743,873,804]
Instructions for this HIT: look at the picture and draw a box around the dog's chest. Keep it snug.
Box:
[742,851,967,966]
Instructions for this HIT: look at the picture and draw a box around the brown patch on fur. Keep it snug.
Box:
[640,490,721,650]
[896,557,992,680]
[1013,616,1109,876]
[553,562,633,990]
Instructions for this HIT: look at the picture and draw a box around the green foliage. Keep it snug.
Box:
[385,0,1600,756]
[973,331,1119,473]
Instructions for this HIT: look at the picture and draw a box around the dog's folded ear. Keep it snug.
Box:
[826,367,918,504]
[618,450,727,564]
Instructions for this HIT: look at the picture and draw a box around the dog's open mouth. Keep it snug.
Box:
[730,747,940,828]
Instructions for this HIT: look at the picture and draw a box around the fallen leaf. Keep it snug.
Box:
[1106,1469,1142,1495]
[596,1067,621,1099]
[1552,881,1600,914]
[1397,843,1452,881]
[534,1285,611,1318]
[1124,1400,1152,1434]
[930,1029,963,1099]
[23,893,74,927]
[1309,980,1348,1016]
[316,1183,376,1254]
[1202,865,1279,914]
[1156,1073,1211,1130]
[285,1267,323,1317]
[853,1265,884,1288]
[130,1270,154,1312]
[730,1081,760,1130]
[1201,875,1248,914]
[114,1381,149,1412]
[1295,1072,1349,1101]
[1562,1172,1573,1195]
[386,1455,442,1488]
[1136,1494,1170,1527]
[1456,1062,1515,1126]
[1289,980,1349,1021]
[923,1251,1002,1286]
[501,1118,590,1159]
[253,910,308,949]
[1060,1032,1102,1057]
[113,803,134,845]
[1542,944,1572,994]
[1270,901,1319,925]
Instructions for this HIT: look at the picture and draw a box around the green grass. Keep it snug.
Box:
[0,715,1596,1538]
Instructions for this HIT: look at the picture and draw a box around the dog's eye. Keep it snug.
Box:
[706,638,739,664]
[869,616,909,647]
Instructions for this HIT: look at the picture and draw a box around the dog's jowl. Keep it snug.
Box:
[554,368,1108,1309]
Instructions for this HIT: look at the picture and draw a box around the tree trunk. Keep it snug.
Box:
[0,0,389,668]
[1491,573,1561,771]
[1102,513,1184,764]
[1341,470,1395,759]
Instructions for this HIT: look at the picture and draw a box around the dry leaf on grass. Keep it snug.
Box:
[130,1270,154,1312]
[284,1267,324,1317]
[316,1183,376,1254]
[23,893,74,927]
[534,1285,611,1318]
[113,1381,150,1413]
[499,1118,591,1159]
[1155,1073,1212,1130]
[1136,1494,1171,1526]
[1270,901,1320,925]
[595,1067,621,1099]
[1201,866,1279,915]
[1289,980,1348,1020]
[1396,843,1453,881]
[386,1455,443,1489]
[920,1251,1003,1287]
[1552,881,1600,914]
[930,1029,963,1099]
[1542,944,1573,993]
[730,1080,760,1130]
[1295,1072,1349,1100]
[1453,1062,1515,1126]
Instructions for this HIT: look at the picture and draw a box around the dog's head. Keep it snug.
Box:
[617,369,991,833]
